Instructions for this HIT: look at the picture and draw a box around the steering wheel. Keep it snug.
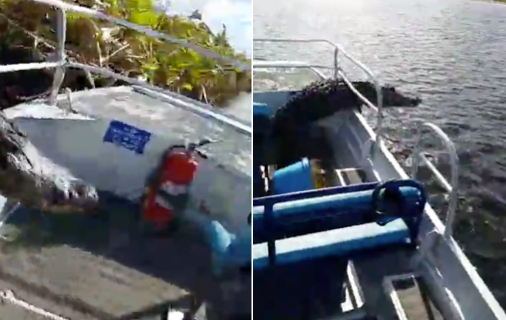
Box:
[371,179,427,226]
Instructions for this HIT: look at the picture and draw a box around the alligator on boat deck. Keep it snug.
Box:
[0,112,99,212]
[258,79,422,167]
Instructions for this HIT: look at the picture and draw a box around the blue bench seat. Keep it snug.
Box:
[253,183,379,232]
[253,185,421,243]
[253,218,410,270]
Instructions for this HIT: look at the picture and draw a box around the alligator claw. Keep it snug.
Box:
[46,182,99,213]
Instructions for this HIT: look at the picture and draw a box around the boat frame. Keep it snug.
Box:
[253,38,506,319]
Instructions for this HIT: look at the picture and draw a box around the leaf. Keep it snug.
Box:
[143,63,158,71]
[182,83,193,91]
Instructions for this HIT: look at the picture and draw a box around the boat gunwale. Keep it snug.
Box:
[0,0,252,135]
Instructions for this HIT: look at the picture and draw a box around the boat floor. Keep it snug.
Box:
[253,245,443,320]
[0,192,250,320]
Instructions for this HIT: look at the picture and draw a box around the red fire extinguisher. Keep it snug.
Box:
[142,139,212,229]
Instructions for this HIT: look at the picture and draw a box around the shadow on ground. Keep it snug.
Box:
[0,191,251,320]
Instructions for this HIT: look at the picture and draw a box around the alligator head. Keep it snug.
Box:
[0,113,99,213]
[352,81,422,108]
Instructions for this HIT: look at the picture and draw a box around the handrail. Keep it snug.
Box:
[253,38,384,151]
[0,62,63,73]
[49,5,66,105]
[30,0,251,71]
[254,39,340,77]
[253,60,335,70]
[253,60,329,81]
[410,122,459,239]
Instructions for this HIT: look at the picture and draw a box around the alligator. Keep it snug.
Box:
[267,79,422,167]
[348,80,421,109]
[271,79,421,136]
[0,112,98,213]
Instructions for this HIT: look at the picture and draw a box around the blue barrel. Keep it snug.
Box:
[184,208,251,276]
[209,222,251,276]
[272,158,314,194]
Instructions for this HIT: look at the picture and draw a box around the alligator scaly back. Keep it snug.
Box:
[0,112,98,213]
[271,78,421,137]
[270,78,422,167]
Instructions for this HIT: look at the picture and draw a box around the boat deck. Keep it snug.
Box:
[0,192,251,320]
[254,255,347,320]
[253,245,445,320]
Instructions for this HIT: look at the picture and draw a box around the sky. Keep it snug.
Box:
[161,0,252,56]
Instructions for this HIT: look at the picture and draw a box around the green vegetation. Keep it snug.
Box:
[0,0,251,106]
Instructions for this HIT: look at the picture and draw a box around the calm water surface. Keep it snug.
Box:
[254,0,506,306]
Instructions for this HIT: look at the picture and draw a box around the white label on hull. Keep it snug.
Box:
[155,194,174,210]
[160,181,189,196]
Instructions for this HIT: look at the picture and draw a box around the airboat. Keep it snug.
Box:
[0,0,251,319]
[252,38,506,320]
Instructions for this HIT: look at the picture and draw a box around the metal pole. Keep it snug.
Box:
[48,8,67,105]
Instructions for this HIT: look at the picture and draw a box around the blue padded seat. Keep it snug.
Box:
[253,185,421,243]
[253,183,378,233]
[253,218,410,270]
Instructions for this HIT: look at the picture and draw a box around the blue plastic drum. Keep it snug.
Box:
[272,158,314,194]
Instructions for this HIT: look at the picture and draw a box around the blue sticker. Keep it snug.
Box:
[103,120,151,154]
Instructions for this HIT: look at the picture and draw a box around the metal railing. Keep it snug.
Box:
[0,0,251,133]
[410,122,459,238]
[253,38,384,152]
